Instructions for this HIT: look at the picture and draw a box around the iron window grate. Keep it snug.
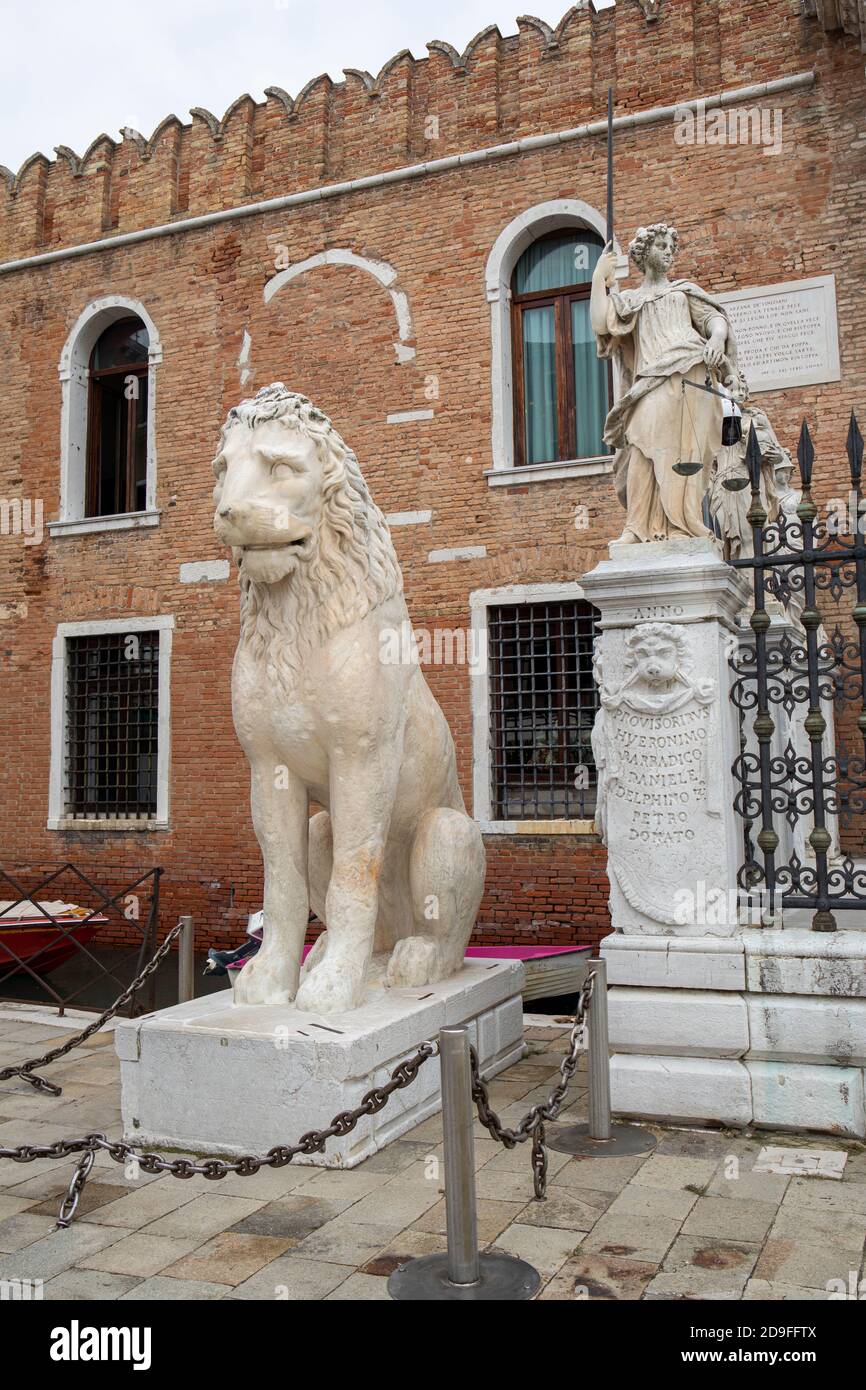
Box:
[488,601,599,821]
[64,632,159,820]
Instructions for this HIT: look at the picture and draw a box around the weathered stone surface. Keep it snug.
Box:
[602,934,746,991]
[610,1054,752,1127]
[681,1195,777,1243]
[539,1253,658,1301]
[747,1060,865,1139]
[582,541,748,938]
[117,961,523,1166]
[609,987,748,1058]
[745,929,866,998]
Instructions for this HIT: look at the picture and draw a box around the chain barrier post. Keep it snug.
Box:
[441,1026,479,1286]
[178,916,195,1004]
[547,958,657,1159]
[588,957,612,1141]
[389,1025,541,1301]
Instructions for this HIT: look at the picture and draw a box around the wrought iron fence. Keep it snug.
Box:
[0,862,161,1014]
[729,415,866,930]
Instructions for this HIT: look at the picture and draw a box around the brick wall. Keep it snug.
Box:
[0,0,863,954]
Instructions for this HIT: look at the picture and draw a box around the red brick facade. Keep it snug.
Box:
[0,1,863,956]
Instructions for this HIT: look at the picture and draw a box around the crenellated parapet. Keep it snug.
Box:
[0,1,828,264]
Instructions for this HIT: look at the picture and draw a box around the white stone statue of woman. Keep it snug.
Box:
[591,223,739,544]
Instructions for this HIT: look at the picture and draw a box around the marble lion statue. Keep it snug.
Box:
[212,383,485,1013]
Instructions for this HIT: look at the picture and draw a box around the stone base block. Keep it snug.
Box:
[115,960,524,1168]
[602,930,866,1137]
[747,1060,865,1136]
[608,986,748,1058]
[610,1054,752,1128]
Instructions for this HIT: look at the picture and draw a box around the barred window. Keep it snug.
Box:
[65,632,159,820]
[487,601,599,820]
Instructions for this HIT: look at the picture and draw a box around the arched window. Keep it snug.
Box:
[86,318,149,517]
[510,230,612,467]
[52,296,161,539]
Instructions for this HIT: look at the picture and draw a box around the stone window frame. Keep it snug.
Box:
[47,615,174,832]
[469,582,597,835]
[484,198,626,488]
[50,295,163,539]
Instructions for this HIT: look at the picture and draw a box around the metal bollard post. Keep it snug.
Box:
[547,957,656,1159]
[441,1027,480,1285]
[388,1025,540,1301]
[178,916,195,1004]
[587,958,612,1141]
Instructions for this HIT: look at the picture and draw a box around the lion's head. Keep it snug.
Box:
[213,384,402,672]
[624,622,688,688]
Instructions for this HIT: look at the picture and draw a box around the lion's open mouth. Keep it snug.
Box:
[242,536,311,554]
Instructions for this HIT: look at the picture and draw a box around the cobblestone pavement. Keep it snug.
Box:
[1,1009,864,1301]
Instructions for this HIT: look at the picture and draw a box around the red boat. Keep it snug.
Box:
[0,900,109,982]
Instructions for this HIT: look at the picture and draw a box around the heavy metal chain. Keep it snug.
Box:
[0,920,185,1097]
[469,970,595,1200]
[0,1040,438,1227]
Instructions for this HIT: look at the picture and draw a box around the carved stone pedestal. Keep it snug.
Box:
[581,538,866,1137]
[115,959,524,1168]
[581,538,749,937]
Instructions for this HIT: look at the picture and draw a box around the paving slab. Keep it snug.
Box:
[43,1268,143,1301]
[0,1211,64,1252]
[325,1271,391,1300]
[681,1195,778,1244]
[550,1153,648,1193]
[231,1253,354,1301]
[118,1274,229,1300]
[228,1196,354,1241]
[491,1221,582,1275]
[604,1184,698,1223]
[539,1253,658,1301]
[514,1186,613,1232]
[160,1231,295,1285]
[754,1237,858,1292]
[292,1220,396,1266]
[414,1196,523,1245]
[743,1278,833,1300]
[141,1194,266,1241]
[770,1203,866,1254]
[582,1212,683,1264]
[77,1232,204,1278]
[0,1221,125,1281]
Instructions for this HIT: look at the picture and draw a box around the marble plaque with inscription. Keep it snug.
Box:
[593,624,724,933]
[718,275,840,393]
[583,538,753,938]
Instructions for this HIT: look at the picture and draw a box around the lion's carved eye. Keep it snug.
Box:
[270,461,297,480]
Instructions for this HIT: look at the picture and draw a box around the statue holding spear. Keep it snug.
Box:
[591,90,740,544]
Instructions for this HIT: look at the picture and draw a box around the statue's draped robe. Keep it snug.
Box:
[597,281,737,542]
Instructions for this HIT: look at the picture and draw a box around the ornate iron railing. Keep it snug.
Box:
[0,862,161,1013]
[729,415,866,931]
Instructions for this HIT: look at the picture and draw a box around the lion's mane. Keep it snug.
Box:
[221,384,402,683]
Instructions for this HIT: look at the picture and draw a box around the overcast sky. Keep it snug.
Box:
[0,0,615,173]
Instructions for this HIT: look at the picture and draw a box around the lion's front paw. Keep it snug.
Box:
[294,956,366,1015]
[231,951,297,1007]
[386,935,444,989]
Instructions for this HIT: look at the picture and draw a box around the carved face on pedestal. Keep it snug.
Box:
[627,628,682,687]
[213,409,324,586]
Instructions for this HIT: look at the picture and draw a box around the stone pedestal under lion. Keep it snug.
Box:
[115,384,525,1165]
